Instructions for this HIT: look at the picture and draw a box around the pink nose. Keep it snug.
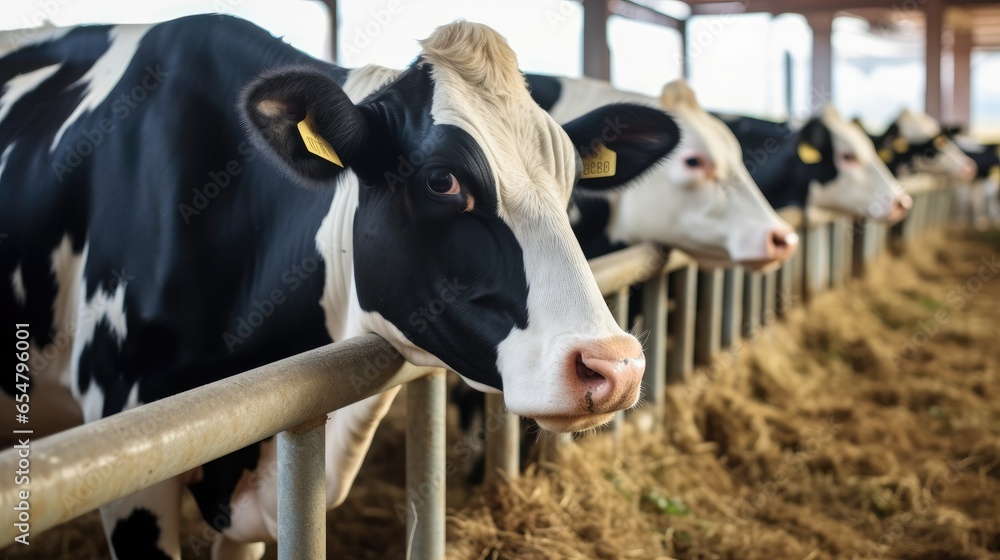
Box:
[960,161,978,182]
[888,193,912,223]
[566,335,645,416]
[765,228,799,263]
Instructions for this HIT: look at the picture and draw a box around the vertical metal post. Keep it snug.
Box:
[721,267,744,348]
[791,226,806,302]
[805,224,830,298]
[761,270,777,327]
[484,393,519,483]
[277,418,327,560]
[695,269,724,364]
[742,271,762,338]
[668,265,697,382]
[641,271,668,427]
[406,370,446,560]
[852,218,866,278]
[830,219,847,289]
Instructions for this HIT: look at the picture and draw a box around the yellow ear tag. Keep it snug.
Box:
[893,137,909,153]
[990,165,999,183]
[933,136,947,149]
[797,141,822,165]
[878,148,894,163]
[297,110,343,167]
[580,143,617,179]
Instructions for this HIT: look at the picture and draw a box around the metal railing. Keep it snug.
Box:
[0,175,956,559]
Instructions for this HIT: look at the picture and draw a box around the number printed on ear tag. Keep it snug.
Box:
[581,143,617,179]
[298,109,344,167]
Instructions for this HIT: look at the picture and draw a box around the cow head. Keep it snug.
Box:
[807,105,911,223]
[879,109,977,181]
[611,80,796,270]
[241,22,682,432]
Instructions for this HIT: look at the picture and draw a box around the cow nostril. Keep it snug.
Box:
[575,354,607,385]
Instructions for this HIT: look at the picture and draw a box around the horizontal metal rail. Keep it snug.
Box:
[0,334,426,547]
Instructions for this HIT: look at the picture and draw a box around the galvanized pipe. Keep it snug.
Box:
[695,269,724,364]
[742,272,762,338]
[484,392,519,483]
[720,267,744,348]
[278,418,327,560]
[641,271,669,427]
[406,370,446,560]
[0,334,419,546]
[668,265,698,382]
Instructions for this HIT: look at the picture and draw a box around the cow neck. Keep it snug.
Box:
[315,173,362,343]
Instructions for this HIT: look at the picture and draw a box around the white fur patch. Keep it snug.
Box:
[50,24,151,151]
[0,141,13,180]
[10,263,25,306]
[0,24,72,60]
[545,76,788,267]
[0,63,61,125]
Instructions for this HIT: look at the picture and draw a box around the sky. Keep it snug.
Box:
[1,0,996,139]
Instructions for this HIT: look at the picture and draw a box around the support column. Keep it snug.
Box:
[807,11,835,111]
[321,0,338,62]
[952,27,973,130]
[925,0,944,119]
[583,0,611,80]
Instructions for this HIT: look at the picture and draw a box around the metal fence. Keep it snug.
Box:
[0,175,954,558]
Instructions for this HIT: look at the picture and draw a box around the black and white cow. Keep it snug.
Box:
[0,15,683,559]
[721,105,911,223]
[869,109,977,181]
[528,74,798,270]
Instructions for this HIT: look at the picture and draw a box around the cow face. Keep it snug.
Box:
[880,109,977,181]
[242,22,682,432]
[598,81,795,271]
[808,105,911,223]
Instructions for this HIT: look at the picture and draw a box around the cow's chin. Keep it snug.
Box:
[531,412,618,433]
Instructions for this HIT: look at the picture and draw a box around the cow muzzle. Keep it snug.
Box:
[532,335,645,433]
[886,193,912,224]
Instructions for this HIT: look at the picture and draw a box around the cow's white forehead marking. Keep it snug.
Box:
[51,24,152,152]
[821,105,875,160]
[426,66,577,219]
[0,63,61,125]
[896,109,941,142]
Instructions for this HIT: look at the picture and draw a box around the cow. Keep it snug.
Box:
[721,105,912,223]
[527,74,798,270]
[869,109,977,181]
[0,15,684,559]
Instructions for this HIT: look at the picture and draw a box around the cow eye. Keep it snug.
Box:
[684,156,702,168]
[841,153,858,163]
[426,169,460,196]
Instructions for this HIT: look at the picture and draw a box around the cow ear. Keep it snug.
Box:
[797,118,833,165]
[563,103,681,191]
[241,67,368,187]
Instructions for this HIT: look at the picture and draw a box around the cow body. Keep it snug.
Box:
[721,106,910,223]
[0,16,682,558]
